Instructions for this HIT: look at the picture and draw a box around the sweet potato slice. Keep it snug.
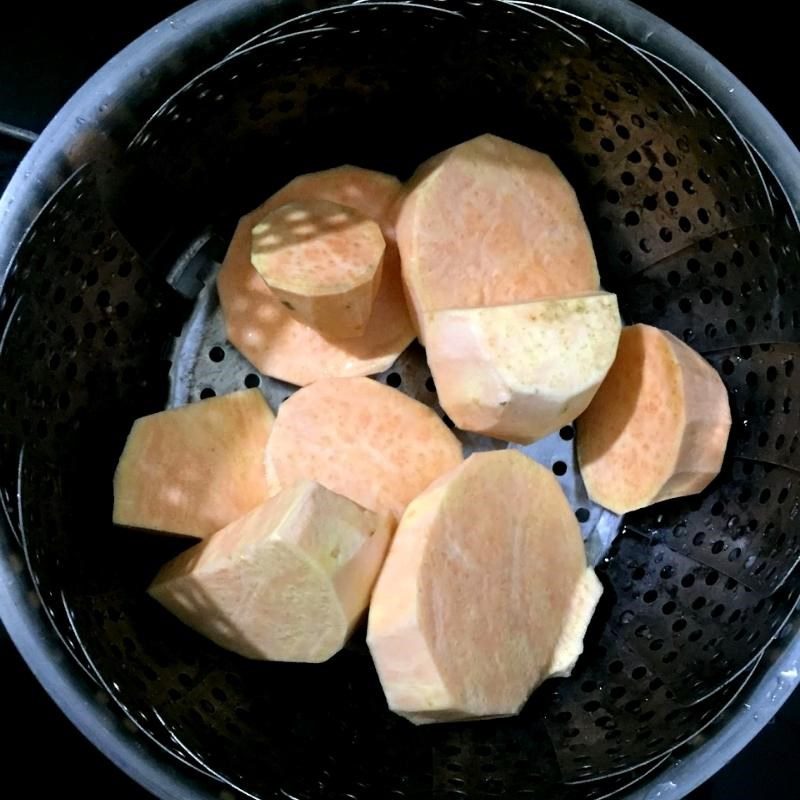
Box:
[218,166,415,386]
[149,480,393,662]
[251,199,386,339]
[425,292,621,444]
[367,450,601,724]
[578,324,732,514]
[113,389,274,538]
[265,377,463,519]
[396,134,599,342]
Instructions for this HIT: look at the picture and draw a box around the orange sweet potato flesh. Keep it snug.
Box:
[397,134,599,342]
[367,450,601,724]
[578,324,731,514]
[218,167,415,386]
[251,199,386,339]
[265,377,463,520]
[113,389,274,538]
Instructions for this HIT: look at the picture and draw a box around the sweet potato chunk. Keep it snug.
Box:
[149,480,393,662]
[367,450,601,724]
[578,324,732,514]
[113,389,273,538]
[251,199,385,339]
[425,292,621,443]
[265,377,463,519]
[218,167,415,386]
[397,134,599,342]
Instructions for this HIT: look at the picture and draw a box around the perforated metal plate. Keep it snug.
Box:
[545,629,764,782]
[708,345,799,470]
[604,534,800,705]
[628,459,800,597]
[1,1,799,798]
[619,224,800,350]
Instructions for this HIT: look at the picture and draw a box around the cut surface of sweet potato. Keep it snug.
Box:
[149,480,393,662]
[251,199,385,339]
[367,450,600,724]
[218,166,414,386]
[397,134,599,342]
[265,377,463,519]
[113,389,273,538]
[425,292,621,444]
[578,324,732,514]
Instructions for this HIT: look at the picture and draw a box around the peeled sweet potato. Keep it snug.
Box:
[578,324,732,514]
[149,480,393,662]
[218,166,415,386]
[367,450,601,724]
[425,292,621,443]
[251,199,386,339]
[397,134,599,342]
[113,389,273,538]
[265,377,463,519]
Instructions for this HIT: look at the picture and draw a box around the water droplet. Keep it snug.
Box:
[620,610,635,625]
[644,781,678,800]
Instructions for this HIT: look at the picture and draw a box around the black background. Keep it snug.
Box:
[1,2,798,798]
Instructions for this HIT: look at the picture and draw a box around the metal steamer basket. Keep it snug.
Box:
[0,1,798,799]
